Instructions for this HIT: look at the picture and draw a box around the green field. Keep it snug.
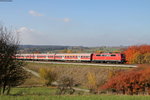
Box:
[1,87,150,100]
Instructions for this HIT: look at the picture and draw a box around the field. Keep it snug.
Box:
[1,87,150,100]
[1,62,146,100]
[24,62,128,87]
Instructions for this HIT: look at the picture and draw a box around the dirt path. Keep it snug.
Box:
[23,67,41,78]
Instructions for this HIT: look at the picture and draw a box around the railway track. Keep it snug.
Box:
[26,61,137,68]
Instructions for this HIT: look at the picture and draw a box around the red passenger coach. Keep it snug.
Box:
[92,53,125,63]
[16,54,55,60]
[34,54,55,60]
[16,54,35,60]
[47,54,55,60]
[54,53,92,61]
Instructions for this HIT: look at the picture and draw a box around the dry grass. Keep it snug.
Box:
[24,62,127,88]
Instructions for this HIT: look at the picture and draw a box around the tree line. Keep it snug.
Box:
[124,45,150,64]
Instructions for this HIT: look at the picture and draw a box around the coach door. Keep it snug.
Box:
[62,56,65,60]
[78,56,81,60]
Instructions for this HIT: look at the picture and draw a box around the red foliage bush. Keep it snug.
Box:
[99,65,150,95]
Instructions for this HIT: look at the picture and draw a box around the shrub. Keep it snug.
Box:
[87,72,98,93]
[56,76,75,95]
[99,65,150,95]
[39,68,57,86]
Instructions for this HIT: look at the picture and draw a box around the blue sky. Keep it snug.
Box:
[0,0,150,46]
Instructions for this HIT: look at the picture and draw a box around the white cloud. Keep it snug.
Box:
[17,27,42,44]
[63,18,71,22]
[17,27,34,33]
[28,10,71,23]
[29,10,44,16]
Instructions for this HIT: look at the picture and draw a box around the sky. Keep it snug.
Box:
[0,0,150,47]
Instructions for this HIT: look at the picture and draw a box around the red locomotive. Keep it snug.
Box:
[16,53,125,63]
[92,53,125,63]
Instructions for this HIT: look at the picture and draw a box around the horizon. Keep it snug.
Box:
[19,44,131,48]
[1,0,150,46]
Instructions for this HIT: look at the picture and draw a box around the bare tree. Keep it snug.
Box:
[0,26,28,95]
[56,76,75,95]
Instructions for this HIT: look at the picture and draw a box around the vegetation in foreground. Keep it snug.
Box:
[100,64,150,95]
[1,87,150,100]
[0,26,28,95]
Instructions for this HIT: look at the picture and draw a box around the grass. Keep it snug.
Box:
[23,62,128,88]
[1,95,150,100]
[10,87,56,95]
[25,62,129,72]
[1,87,150,100]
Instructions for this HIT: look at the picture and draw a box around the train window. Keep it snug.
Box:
[111,55,116,56]
[121,54,125,57]
[96,55,101,56]
[37,56,46,57]
[48,56,53,57]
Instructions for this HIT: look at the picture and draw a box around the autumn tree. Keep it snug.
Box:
[0,26,28,95]
[87,72,98,93]
[39,67,57,86]
[143,53,150,64]
[124,45,150,64]
[133,53,145,64]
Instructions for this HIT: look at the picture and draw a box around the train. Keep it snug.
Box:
[16,53,126,63]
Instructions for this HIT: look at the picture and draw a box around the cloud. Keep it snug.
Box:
[17,27,34,33]
[48,17,71,23]
[17,27,42,44]
[29,10,44,16]
[28,10,71,22]
[63,18,71,22]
